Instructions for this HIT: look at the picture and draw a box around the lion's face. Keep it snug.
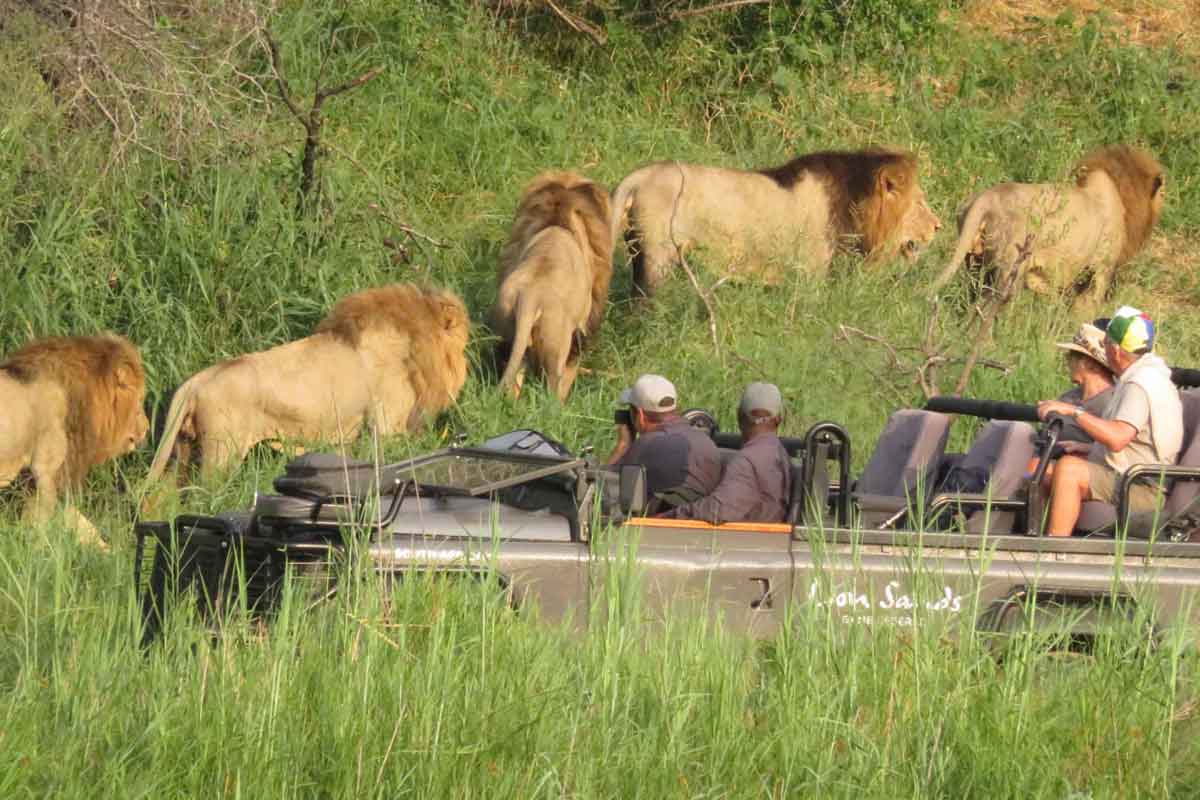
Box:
[124,406,151,453]
[898,187,941,260]
[111,367,150,455]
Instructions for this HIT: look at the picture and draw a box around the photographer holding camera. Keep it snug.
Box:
[606,374,721,510]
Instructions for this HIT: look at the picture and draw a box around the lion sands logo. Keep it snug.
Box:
[808,580,964,626]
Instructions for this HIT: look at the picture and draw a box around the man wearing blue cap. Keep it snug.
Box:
[1036,306,1182,536]
[666,382,792,524]
[607,374,721,509]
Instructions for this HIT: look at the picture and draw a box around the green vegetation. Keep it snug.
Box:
[1,1,1199,795]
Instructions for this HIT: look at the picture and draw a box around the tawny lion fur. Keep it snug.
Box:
[146,283,470,483]
[609,148,941,297]
[491,171,613,401]
[931,144,1165,305]
[0,334,149,546]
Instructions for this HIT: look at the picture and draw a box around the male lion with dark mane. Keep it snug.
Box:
[491,171,612,401]
[0,334,148,547]
[610,148,940,297]
[932,145,1165,306]
[146,283,470,483]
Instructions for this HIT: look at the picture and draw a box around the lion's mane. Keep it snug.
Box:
[316,282,471,417]
[1075,144,1165,267]
[498,170,613,336]
[759,148,921,258]
[1,333,147,484]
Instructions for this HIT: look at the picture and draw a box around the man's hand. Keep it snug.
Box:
[1037,400,1078,421]
[1059,441,1091,455]
[616,420,635,449]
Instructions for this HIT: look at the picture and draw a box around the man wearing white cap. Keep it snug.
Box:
[1037,306,1182,536]
[666,382,792,524]
[606,374,721,509]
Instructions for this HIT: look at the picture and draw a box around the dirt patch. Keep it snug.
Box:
[962,0,1200,56]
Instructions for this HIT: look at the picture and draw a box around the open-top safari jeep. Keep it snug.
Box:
[135,392,1200,644]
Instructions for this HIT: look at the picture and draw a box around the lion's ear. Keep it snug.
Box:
[441,301,462,331]
[877,163,909,196]
[113,363,137,389]
[1152,174,1165,197]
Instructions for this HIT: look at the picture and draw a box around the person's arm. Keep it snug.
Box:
[1037,399,1137,452]
[669,455,758,524]
[605,422,635,465]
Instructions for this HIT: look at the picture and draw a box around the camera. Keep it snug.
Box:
[614,408,633,427]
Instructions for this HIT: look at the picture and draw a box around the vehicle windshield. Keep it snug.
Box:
[387,449,578,497]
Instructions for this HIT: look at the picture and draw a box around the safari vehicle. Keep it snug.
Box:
[134,394,1200,644]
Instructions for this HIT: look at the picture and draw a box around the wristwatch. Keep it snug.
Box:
[1072,406,1086,419]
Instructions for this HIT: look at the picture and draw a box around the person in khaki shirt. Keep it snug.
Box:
[1037,306,1183,537]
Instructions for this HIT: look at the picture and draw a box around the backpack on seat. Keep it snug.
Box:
[930,420,1036,534]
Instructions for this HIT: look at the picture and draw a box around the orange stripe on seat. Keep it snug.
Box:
[625,517,794,534]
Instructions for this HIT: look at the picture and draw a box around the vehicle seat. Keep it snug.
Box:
[1078,389,1200,537]
[938,420,1037,534]
[854,410,953,528]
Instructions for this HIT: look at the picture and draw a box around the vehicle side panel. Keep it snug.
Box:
[604,523,794,637]
[368,535,590,630]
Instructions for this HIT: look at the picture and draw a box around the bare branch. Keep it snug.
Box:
[367,203,448,249]
[543,0,608,46]
[951,234,1033,395]
[263,20,385,212]
[315,66,385,104]
[264,32,305,122]
[321,140,447,250]
[670,0,772,21]
[669,162,722,360]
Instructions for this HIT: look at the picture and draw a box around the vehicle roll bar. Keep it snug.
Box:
[924,396,1040,422]
[802,421,851,526]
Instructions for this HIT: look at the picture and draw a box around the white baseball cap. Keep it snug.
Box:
[618,374,678,412]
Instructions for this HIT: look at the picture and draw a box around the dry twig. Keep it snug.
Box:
[543,0,608,46]
[324,139,449,251]
[951,234,1034,395]
[670,0,773,21]
[669,162,722,360]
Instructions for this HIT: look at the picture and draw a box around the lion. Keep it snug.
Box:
[0,334,149,547]
[490,171,613,401]
[145,283,470,483]
[610,148,941,297]
[931,145,1165,305]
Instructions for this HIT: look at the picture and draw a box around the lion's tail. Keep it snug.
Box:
[499,293,539,393]
[609,170,641,256]
[931,198,988,291]
[145,374,200,483]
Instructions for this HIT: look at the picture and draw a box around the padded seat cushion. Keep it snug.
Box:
[856,410,953,500]
[961,421,1037,497]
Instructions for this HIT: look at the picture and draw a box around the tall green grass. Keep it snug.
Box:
[1,521,1198,797]
[2,1,1200,794]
